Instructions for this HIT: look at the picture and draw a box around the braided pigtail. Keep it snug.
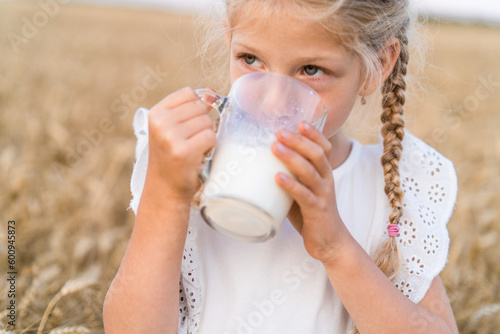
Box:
[375,31,409,281]
[349,28,410,334]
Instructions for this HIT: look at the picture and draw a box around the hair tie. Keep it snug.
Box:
[387,224,400,237]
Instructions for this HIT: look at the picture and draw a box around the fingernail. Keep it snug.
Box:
[279,129,291,139]
[275,142,287,152]
[278,172,289,182]
[301,122,311,131]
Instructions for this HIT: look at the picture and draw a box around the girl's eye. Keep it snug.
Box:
[239,54,263,68]
[304,65,325,77]
[243,54,257,65]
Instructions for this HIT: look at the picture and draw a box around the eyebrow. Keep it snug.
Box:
[231,41,347,65]
[296,55,344,64]
[231,42,261,56]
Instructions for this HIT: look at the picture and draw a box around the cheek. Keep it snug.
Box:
[229,59,246,84]
[317,71,363,138]
[320,92,358,138]
[229,60,238,83]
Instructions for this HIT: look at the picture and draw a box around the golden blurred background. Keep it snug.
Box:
[0,1,499,333]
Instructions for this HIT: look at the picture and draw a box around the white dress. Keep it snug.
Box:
[129,107,457,334]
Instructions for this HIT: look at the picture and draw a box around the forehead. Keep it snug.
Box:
[229,7,349,60]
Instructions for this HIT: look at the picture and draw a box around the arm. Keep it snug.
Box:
[103,88,216,333]
[323,235,458,333]
[103,186,191,333]
[272,124,458,334]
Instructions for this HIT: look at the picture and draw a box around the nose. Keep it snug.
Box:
[259,73,324,130]
[234,72,320,132]
[258,73,300,119]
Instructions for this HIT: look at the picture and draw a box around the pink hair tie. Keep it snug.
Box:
[388,224,400,237]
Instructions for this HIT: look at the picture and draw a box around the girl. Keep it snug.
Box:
[104,0,459,333]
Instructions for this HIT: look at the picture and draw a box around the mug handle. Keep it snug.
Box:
[194,89,227,183]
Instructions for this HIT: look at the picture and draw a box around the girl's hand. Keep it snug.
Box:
[146,87,217,202]
[272,123,349,264]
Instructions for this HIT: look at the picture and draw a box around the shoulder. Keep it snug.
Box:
[398,132,458,228]
[357,131,458,212]
[367,131,458,304]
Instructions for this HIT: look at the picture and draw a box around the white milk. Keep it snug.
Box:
[201,141,294,238]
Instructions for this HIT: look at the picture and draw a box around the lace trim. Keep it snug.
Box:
[179,214,202,334]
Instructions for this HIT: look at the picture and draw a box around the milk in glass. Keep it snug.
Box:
[202,141,294,237]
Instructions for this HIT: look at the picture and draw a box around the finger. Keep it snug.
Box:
[172,99,213,124]
[298,122,332,155]
[149,99,212,136]
[158,87,200,110]
[187,128,217,158]
[149,87,202,128]
[174,114,215,141]
[275,172,317,209]
[276,129,332,178]
[272,141,324,192]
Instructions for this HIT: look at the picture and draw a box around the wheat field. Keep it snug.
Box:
[0,1,499,333]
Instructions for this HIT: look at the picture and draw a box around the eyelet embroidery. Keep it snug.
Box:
[427,183,447,203]
[395,280,413,298]
[421,150,444,177]
[405,256,425,276]
[418,204,437,226]
[386,132,456,304]
[423,233,440,255]
[398,219,417,247]
[401,177,421,198]
[178,223,202,333]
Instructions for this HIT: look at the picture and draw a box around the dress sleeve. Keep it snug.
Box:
[178,216,203,333]
[178,278,189,333]
[129,107,150,215]
[380,132,458,304]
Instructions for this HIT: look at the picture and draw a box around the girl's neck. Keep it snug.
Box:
[327,130,352,170]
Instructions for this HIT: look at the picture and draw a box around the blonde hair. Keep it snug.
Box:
[195,2,415,330]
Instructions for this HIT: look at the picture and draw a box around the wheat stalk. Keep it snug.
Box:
[37,265,100,334]
[18,279,40,313]
[471,303,500,322]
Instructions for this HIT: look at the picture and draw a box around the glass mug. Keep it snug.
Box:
[196,72,327,242]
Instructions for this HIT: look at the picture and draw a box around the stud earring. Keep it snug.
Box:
[361,96,367,105]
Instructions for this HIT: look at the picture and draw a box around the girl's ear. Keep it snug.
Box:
[362,38,401,96]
